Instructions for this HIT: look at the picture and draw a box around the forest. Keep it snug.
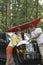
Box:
[0,0,43,32]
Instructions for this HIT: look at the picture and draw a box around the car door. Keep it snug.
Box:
[0,32,8,61]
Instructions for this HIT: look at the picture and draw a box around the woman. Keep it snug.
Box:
[6,28,22,65]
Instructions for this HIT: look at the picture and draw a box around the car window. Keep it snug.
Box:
[6,32,14,42]
[24,33,30,40]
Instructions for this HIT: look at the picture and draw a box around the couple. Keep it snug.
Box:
[6,24,43,65]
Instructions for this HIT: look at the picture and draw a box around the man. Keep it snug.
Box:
[6,28,22,65]
[28,24,43,64]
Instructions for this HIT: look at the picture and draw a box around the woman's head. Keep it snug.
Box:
[15,28,21,35]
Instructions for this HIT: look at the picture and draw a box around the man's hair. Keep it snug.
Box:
[28,24,35,28]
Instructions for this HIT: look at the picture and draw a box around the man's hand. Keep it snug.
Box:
[26,38,32,42]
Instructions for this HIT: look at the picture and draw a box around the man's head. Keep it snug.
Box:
[28,24,35,32]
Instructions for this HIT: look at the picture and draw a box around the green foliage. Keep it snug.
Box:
[0,0,43,31]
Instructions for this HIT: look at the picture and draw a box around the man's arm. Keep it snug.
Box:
[29,33,41,41]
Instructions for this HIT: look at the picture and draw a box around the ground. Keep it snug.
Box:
[0,60,42,65]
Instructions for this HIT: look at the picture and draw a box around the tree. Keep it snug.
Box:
[0,0,43,31]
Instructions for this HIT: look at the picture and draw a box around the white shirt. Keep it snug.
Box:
[31,28,43,44]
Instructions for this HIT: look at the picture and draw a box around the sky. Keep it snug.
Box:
[39,0,43,5]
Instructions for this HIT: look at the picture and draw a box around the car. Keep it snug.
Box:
[0,32,42,65]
